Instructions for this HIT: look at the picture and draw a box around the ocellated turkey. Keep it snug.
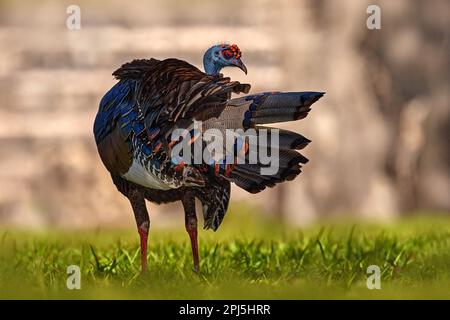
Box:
[93,44,324,272]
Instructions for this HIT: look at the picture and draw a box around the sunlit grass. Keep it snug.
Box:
[0,210,449,299]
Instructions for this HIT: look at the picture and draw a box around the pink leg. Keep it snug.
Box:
[113,179,150,274]
[138,226,148,272]
[182,194,200,273]
[186,224,199,273]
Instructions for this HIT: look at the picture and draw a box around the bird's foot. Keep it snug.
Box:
[193,265,200,274]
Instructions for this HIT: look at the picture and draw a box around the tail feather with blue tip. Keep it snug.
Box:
[201,91,324,193]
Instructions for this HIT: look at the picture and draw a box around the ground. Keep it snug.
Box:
[1,207,449,299]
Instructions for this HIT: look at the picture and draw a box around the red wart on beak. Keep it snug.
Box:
[222,44,247,75]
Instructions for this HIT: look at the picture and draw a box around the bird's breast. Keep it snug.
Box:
[121,158,174,190]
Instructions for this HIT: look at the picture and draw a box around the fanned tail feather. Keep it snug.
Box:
[201,91,324,193]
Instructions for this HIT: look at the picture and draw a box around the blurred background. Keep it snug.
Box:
[0,0,448,229]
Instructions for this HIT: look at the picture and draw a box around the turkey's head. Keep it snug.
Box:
[203,44,247,76]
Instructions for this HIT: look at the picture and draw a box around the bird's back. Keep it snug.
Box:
[94,58,249,189]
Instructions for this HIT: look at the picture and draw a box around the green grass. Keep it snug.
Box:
[1,209,449,299]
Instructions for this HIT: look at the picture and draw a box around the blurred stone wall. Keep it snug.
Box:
[0,0,448,228]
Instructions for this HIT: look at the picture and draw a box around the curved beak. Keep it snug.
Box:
[233,58,247,75]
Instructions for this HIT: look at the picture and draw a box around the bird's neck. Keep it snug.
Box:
[203,55,221,76]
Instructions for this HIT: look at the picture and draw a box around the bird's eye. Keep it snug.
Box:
[222,49,233,60]
[214,51,219,56]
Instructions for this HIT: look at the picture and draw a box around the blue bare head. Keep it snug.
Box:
[203,44,247,76]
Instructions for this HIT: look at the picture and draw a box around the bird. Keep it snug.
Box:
[93,43,324,273]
